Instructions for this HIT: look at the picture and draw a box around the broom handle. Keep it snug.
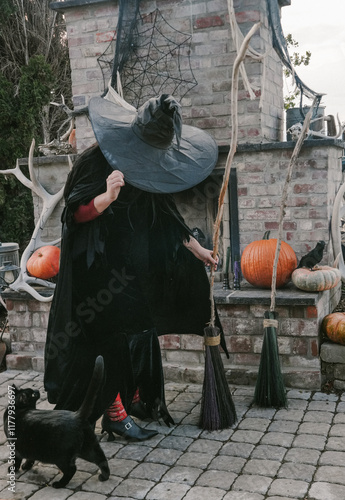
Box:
[210,22,261,327]
[270,95,321,312]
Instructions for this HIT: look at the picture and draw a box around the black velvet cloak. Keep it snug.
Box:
[44,147,225,423]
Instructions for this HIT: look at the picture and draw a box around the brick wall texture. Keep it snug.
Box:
[61,0,285,152]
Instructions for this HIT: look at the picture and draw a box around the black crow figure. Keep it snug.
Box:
[297,240,326,270]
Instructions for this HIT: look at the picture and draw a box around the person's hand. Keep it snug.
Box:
[94,170,125,213]
[196,247,218,269]
[105,170,125,203]
[183,237,218,269]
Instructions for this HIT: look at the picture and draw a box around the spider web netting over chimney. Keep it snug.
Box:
[97,4,197,109]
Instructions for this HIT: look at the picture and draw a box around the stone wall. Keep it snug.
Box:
[217,139,344,259]
[4,281,341,391]
[320,342,345,391]
[18,155,73,242]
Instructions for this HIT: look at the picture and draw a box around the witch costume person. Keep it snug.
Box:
[44,94,226,440]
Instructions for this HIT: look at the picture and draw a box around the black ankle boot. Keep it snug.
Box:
[129,400,151,421]
[101,414,158,442]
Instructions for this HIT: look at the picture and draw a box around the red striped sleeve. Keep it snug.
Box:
[73,199,102,223]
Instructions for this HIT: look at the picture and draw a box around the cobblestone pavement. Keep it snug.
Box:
[1,369,345,500]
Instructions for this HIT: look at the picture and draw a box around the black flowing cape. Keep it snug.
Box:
[44,148,226,423]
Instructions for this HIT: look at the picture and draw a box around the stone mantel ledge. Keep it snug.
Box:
[214,282,329,306]
[1,282,330,306]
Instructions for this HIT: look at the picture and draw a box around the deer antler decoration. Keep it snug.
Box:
[0,139,67,302]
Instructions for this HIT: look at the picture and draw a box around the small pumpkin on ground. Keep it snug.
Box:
[291,265,341,292]
[322,312,345,345]
[27,245,60,279]
[240,231,297,289]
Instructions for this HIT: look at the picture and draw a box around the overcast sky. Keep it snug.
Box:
[281,0,345,125]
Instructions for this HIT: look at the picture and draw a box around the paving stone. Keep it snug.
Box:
[174,392,201,403]
[286,390,311,400]
[307,400,337,412]
[260,432,294,447]
[264,497,297,500]
[297,421,330,435]
[116,444,152,461]
[145,482,190,500]
[232,474,272,494]
[245,407,276,419]
[309,481,345,500]
[171,424,203,439]
[112,478,155,499]
[183,485,227,500]
[333,412,345,424]
[101,441,124,459]
[267,420,299,434]
[312,392,339,402]
[251,444,287,461]
[337,402,345,412]
[131,463,169,481]
[187,438,223,454]
[67,493,110,500]
[158,436,193,451]
[292,433,326,450]
[315,465,345,485]
[268,478,309,498]
[171,401,198,413]
[0,480,41,500]
[175,451,214,469]
[319,450,345,466]
[81,474,121,494]
[329,423,345,436]
[107,458,139,477]
[284,447,321,465]
[209,455,246,474]
[185,383,202,393]
[200,428,234,441]
[161,465,203,486]
[277,462,315,482]
[243,458,280,477]
[303,410,333,423]
[219,441,254,458]
[144,448,182,466]
[274,409,305,422]
[286,399,308,410]
[326,436,345,451]
[196,469,237,489]
[230,429,264,444]
[238,417,270,432]
[223,492,264,500]
[181,413,201,426]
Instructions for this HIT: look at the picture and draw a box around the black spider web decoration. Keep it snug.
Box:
[97,8,198,109]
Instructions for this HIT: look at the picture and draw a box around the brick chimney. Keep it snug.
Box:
[50,0,291,150]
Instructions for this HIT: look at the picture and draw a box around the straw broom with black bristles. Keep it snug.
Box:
[199,22,262,431]
[253,95,322,408]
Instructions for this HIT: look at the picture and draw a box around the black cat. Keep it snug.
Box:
[3,355,110,488]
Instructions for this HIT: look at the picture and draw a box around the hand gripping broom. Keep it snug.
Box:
[253,96,321,407]
[199,23,261,430]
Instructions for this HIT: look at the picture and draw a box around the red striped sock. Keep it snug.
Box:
[132,388,140,405]
[106,393,127,422]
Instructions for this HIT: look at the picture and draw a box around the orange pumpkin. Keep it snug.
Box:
[241,231,297,289]
[292,265,341,292]
[322,312,345,345]
[27,245,60,279]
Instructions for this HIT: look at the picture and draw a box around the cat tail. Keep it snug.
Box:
[77,355,104,421]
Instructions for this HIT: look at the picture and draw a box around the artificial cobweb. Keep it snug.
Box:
[97,8,197,109]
